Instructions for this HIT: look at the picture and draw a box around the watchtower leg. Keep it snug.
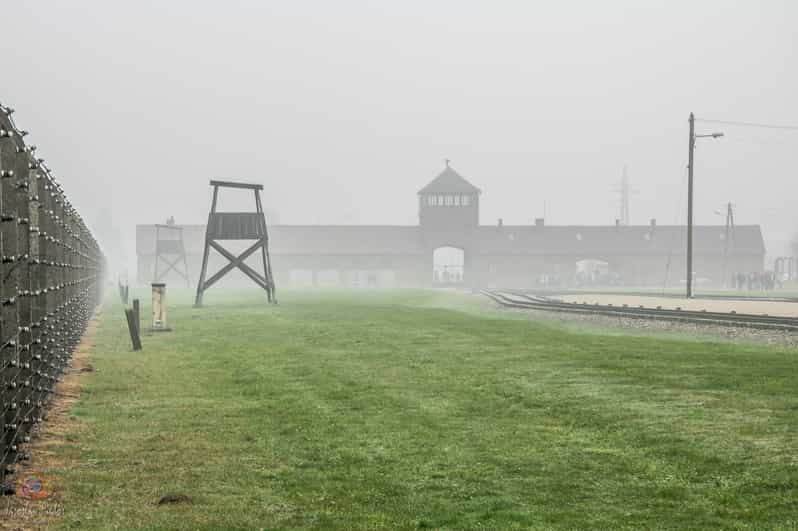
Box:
[194,185,219,307]
[264,246,276,303]
[181,239,190,287]
[254,189,276,303]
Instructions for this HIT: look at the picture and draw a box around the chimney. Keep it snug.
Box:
[650,218,657,228]
[534,217,545,227]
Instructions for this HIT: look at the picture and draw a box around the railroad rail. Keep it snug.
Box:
[0,102,104,491]
[512,289,798,304]
[484,290,798,332]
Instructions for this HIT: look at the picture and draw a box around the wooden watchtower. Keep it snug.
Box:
[153,223,189,286]
[194,180,276,306]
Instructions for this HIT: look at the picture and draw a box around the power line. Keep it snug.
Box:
[695,118,798,131]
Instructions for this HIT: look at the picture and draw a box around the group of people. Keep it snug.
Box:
[731,271,782,291]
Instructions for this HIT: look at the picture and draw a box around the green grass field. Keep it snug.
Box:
[48,289,797,530]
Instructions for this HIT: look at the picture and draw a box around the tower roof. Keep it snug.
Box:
[418,164,481,195]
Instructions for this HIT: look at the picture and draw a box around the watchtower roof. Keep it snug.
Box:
[418,165,481,195]
[209,179,263,191]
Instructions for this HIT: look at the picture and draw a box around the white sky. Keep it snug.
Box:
[3,0,797,272]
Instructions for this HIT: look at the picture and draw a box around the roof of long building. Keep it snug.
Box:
[136,223,765,257]
[474,225,764,256]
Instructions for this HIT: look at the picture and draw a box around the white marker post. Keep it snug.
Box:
[151,283,169,331]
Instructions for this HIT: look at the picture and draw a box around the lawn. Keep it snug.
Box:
[46,289,797,530]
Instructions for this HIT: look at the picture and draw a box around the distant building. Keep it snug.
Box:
[136,165,765,288]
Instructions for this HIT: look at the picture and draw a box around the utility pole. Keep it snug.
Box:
[721,202,734,288]
[685,113,723,298]
[613,165,637,226]
[620,165,630,226]
[687,113,695,298]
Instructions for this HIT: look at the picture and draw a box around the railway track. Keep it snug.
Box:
[513,289,798,304]
[483,290,798,332]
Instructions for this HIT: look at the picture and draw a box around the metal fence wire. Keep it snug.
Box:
[0,102,104,489]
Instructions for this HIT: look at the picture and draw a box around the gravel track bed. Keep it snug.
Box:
[494,303,798,348]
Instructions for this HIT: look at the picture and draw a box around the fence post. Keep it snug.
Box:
[125,308,142,351]
[132,298,140,336]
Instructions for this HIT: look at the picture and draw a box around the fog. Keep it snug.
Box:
[3,1,796,276]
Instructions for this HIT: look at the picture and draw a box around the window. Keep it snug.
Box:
[462,195,471,206]
[453,195,461,206]
[427,195,435,206]
[445,195,453,206]
[438,195,445,205]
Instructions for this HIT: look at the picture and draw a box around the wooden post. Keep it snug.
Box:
[125,308,142,351]
[132,298,141,336]
[119,280,129,305]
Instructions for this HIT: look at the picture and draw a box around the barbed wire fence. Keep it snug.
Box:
[0,102,104,491]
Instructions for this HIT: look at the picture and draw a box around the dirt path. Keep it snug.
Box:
[0,309,102,531]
